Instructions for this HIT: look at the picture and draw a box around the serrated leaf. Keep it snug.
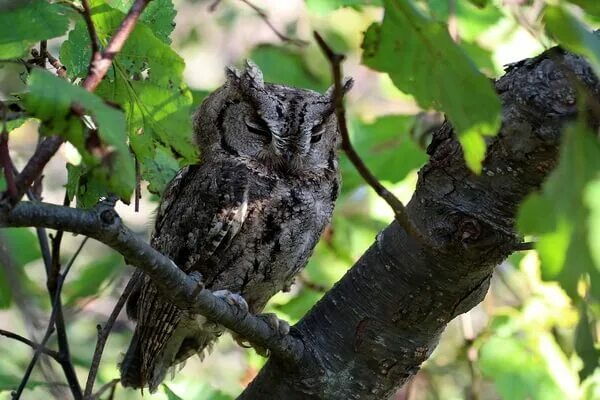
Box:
[64,254,122,305]
[0,1,70,59]
[341,115,426,192]
[23,69,134,203]
[544,5,600,78]
[362,0,500,172]
[60,0,196,194]
[106,0,176,44]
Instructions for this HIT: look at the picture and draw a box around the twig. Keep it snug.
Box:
[514,241,535,251]
[298,274,327,293]
[81,0,101,57]
[313,32,428,245]
[11,0,152,202]
[82,0,151,92]
[12,238,85,399]
[0,329,60,361]
[89,379,119,400]
[0,126,17,199]
[1,201,305,363]
[83,278,139,398]
[210,0,307,46]
[44,51,67,78]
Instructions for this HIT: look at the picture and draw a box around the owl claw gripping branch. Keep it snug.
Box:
[119,60,352,393]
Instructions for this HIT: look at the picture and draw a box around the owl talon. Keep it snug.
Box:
[258,313,290,336]
[213,290,249,314]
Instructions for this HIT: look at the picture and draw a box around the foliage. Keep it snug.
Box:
[0,0,598,399]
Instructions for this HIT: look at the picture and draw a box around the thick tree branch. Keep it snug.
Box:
[238,46,599,399]
[0,200,304,363]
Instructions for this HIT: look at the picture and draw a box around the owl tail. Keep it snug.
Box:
[119,331,145,389]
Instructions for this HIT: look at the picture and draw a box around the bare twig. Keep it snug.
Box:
[89,379,119,400]
[211,0,307,46]
[81,0,101,57]
[0,128,17,199]
[1,201,304,363]
[0,329,60,361]
[45,51,67,78]
[514,241,535,251]
[12,239,85,399]
[313,32,427,244]
[83,277,139,398]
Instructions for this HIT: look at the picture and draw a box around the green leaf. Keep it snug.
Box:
[479,336,567,400]
[106,0,176,44]
[61,0,197,194]
[250,45,328,92]
[575,302,600,380]
[23,69,135,203]
[64,254,122,305]
[0,175,5,192]
[544,5,600,78]
[0,1,70,59]
[0,228,41,308]
[362,0,500,172]
[517,122,600,299]
[341,115,426,192]
[162,384,184,400]
[566,0,600,18]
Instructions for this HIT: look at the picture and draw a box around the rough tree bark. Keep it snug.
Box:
[238,48,599,398]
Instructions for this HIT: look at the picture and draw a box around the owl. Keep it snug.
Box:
[119,61,352,392]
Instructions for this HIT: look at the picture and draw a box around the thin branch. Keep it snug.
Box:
[514,241,535,251]
[0,127,17,199]
[0,329,60,361]
[82,0,151,92]
[1,201,304,363]
[211,0,307,46]
[83,277,138,398]
[313,31,428,245]
[89,379,119,400]
[12,238,83,400]
[81,0,101,57]
[44,50,67,78]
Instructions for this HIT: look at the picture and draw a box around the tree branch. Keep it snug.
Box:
[0,200,304,363]
[0,329,60,361]
[83,277,138,398]
[314,32,428,245]
[238,42,599,399]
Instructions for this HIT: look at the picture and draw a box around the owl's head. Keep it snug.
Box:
[193,61,352,174]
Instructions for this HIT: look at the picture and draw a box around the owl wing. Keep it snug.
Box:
[121,162,250,391]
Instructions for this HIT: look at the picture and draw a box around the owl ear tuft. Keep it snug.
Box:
[225,66,241,84]
[242,60,265,89]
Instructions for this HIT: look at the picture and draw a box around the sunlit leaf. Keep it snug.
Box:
[517,122,600,299]
[23,69,135,203]
[545,5,600,77]
[163,384,184,400]
[362,0,500,172]
[106,0,176,43]
[0,1,70,59]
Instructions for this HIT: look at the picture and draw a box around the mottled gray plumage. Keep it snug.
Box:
[120,61,351,392]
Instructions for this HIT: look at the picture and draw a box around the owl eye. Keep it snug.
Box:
[311,124,325,143]
[245,116,271,138]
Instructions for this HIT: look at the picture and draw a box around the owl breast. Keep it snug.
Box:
[194,159,339,314]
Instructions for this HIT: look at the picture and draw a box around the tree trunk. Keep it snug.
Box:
[238,48,599,399]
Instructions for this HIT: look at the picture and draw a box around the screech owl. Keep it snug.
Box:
[119,61,352,392]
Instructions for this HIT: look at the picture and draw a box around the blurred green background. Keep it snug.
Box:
[0,0,599,399]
